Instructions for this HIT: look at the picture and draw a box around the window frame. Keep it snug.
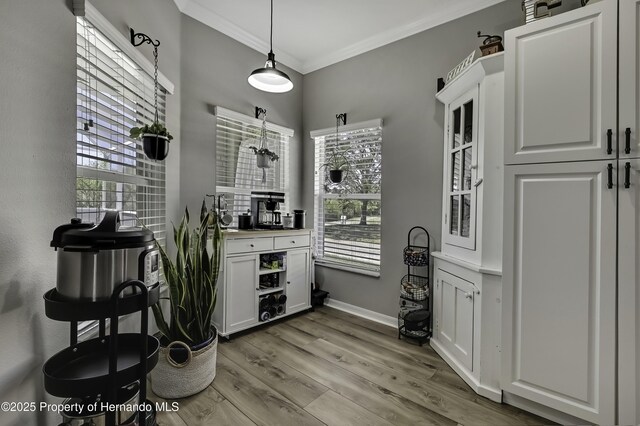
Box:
[311,119,383,276]
[75,4,174,337]
[214,106,294,226]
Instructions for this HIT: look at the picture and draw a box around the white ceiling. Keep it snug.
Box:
[174,0,507,74]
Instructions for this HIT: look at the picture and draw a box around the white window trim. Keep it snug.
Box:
[316,260,382,278]
[84,2,175,94]
[215,106,294,137]
[311,118,383,277]
[310,118,382,139]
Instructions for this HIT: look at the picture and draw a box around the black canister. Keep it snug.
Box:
[238,212,253,230]
[293,210,306,229]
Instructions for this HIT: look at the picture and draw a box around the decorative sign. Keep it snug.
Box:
[445,51,476,84]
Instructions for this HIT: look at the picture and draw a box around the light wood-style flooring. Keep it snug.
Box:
[150,307,551,425]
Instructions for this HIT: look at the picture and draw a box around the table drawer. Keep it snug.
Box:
[227,237,273,254]
[274,234,310,250]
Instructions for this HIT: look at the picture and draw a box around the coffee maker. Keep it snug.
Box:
[251,191,285,229]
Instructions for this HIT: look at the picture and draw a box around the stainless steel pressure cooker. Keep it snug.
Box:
[51,211,159,301]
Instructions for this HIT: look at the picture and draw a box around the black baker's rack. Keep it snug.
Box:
[398,226,431,345]
[42,280,161,426]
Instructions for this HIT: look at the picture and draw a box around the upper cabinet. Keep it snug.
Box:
[504,0,617,164]
[436,54,504,269]
[620,0,640,159]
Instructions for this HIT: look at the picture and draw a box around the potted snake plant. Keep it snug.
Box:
[150,200,221,399]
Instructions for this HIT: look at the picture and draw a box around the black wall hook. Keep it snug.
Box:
[336,113,347,126]
[130,28,160,48]
[255,107,267,119]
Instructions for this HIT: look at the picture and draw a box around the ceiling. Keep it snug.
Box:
[174,0,507,74]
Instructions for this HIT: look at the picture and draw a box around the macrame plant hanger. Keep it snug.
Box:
[258,108,269,184]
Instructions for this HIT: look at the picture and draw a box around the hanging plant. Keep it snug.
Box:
[250,109,278,183]
[130,123,173,161]
[129,30,173,161]
[320,151,350,184]
[320,113,351,184]
[248,146,279,168]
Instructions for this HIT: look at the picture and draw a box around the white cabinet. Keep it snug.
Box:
[443,89,478,251]
[285,249,310,314]
[212,230,313,337]
[434,269,475,371]
[431,54,504,403]
[225,255,259,333]
[504,0,617,164]
[502,161,616,424]
[617,158,640,424]
[620,0,640,159]
[502,1,640,423]
[436,53,504,267]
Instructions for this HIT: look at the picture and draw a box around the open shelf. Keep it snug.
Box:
[43,334,159,397]
[259,268,286,275]
[258,287,284,296]
[44,282,160,321]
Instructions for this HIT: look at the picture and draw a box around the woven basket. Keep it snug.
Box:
[150,331,217,399]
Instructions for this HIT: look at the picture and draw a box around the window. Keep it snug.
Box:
[76,15,170,246]
[311,119,383,274]
[215,107,293,226]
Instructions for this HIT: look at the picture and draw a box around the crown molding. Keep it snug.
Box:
[172,0,189,12]
[176,0,507,75]
[180,0,304,73]
[300,0,507,74]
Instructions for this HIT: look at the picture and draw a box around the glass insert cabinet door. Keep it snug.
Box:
[444,89,478,250]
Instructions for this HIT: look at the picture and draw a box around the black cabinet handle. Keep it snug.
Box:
[625,162,631,189]
[607,129,613,155]
[607,163,613,189]
[625,128,632,155]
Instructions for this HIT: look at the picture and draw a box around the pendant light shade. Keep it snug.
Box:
[248,0,293,93]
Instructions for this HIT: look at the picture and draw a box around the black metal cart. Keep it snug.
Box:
[398,226,431,345]
[43,280,160,426]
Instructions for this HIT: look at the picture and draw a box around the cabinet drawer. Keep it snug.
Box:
[274,234,310,249]
[227,237,273,254]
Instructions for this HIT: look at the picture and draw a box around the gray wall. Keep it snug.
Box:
[179,14,304,218]
[0,1,521,423]
[0,1,180,425]
[302,1,522,317]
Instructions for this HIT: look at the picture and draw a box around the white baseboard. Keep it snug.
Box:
[430,339,502,403]
[324,299,397,329]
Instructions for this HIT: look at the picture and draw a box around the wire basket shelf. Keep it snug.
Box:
[403,245,429,266]
[398,309,430,341]
[400,274,429,301]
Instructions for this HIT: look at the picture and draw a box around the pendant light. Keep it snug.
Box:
[248,0,293,93]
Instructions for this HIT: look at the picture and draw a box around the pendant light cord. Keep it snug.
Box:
[270,0,274,53]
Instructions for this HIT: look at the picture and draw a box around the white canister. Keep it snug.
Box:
[282,213,293,229]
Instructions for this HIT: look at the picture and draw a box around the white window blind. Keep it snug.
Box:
[311,119,383,273]
[76,16,168,246]
[215,107,293,226]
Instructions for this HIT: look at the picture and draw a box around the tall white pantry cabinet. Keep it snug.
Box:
[501,0,640,424]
